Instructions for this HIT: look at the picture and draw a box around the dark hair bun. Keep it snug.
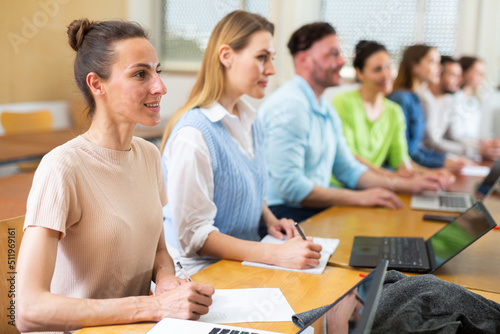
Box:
[67,19,93,52]
[355,40,370,54]
[353,40,387,70]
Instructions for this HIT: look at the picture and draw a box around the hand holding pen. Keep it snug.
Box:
[269,221,322,269]
[294,221,307,240]
[176,261,193,282]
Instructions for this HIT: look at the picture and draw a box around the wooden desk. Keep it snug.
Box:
[0,172,35,220]
[0,129,78,163]
[0,125,165,164]
[300,195,500,293]
[76,260,365,334]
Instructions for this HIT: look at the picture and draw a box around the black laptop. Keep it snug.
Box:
[349,201,496,273]
[294,260,388,334]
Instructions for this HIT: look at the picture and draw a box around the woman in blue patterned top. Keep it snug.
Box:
[389,45,467,171]
[159,11,322,275]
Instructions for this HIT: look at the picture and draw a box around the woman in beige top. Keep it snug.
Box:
[16,19,213,333]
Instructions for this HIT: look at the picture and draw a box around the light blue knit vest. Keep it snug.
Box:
[162,108,267,248]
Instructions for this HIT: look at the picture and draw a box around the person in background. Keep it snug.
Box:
[16,19,214,334]
[455,56,500,161]
[333,40,454,181]
[160,11,322,276]
[421,56,482,161]
[389,45,468,172]
[259,23,446,223]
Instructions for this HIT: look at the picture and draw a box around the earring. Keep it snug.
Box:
[226,63,231,69]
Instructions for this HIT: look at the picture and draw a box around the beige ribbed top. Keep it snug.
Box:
[24,135,167,334]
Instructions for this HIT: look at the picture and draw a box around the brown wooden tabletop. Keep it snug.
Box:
[0,171,34,220]
[76,261,365,334]
[0,126,164,164]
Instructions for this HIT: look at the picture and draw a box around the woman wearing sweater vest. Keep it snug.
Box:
[16,19,214,334]
[160,11,322,275]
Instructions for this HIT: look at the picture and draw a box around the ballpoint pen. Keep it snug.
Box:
[176,261,193,282]
[403,156,413,171]
[294,221,307,240]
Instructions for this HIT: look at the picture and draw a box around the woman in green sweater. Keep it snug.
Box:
[333,40,451,180]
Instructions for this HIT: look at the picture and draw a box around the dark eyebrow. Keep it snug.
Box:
[128,63,161,70]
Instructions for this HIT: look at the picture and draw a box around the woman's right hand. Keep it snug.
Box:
[444,156,469,172]
[155,282,214,320]
[354,187,403,209]
[272,236,322,269]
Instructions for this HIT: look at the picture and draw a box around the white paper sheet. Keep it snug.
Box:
[241,235,340,275]
[147,317,284,334]
[460,165,490,177]
[198,288,295,323]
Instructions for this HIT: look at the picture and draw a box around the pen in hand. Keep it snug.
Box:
[403,156,413,171]
[176,261,193,282]
[294,221,307,241]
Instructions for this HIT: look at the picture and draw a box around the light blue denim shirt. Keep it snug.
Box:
[258,75,368,207]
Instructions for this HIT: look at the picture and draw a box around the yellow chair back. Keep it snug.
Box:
[1,111,53,135]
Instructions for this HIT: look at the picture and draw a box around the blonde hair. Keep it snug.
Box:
[160,10,274,152]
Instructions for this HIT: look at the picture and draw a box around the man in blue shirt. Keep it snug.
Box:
[259,22,445,222]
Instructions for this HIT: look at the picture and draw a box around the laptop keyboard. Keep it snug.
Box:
[439,195,467,208]
[382,238,424,267]
[209,328,258,334]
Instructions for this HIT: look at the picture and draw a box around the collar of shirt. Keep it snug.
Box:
[199,99,256,159]
[293,74,330,116]
[200,99,256,132]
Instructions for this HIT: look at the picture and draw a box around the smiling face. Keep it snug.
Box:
[357,50,393,95]
[306,34,345,89]
[224,30,276,99]
[100,37,167,127]
[412,48,441,85]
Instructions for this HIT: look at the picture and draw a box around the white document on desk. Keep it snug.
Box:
[241,235,339,275]
[460,165,490,177]
[198,288,294,323]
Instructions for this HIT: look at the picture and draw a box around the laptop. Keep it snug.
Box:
[410,158,500,212]
[295,260,388,334]
[349,201,496,273]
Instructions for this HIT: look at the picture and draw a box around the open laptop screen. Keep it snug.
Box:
[428,201,496,270]
[295,260,388,334]
[477,158,500,197]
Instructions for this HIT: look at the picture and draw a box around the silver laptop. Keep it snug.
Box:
[147,318,284,334]
[411,158,500,212]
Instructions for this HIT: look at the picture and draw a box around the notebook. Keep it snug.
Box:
[349,201,496,273]
[242,235,339,275]
[294,260,388,334]
[410,158,500,212]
